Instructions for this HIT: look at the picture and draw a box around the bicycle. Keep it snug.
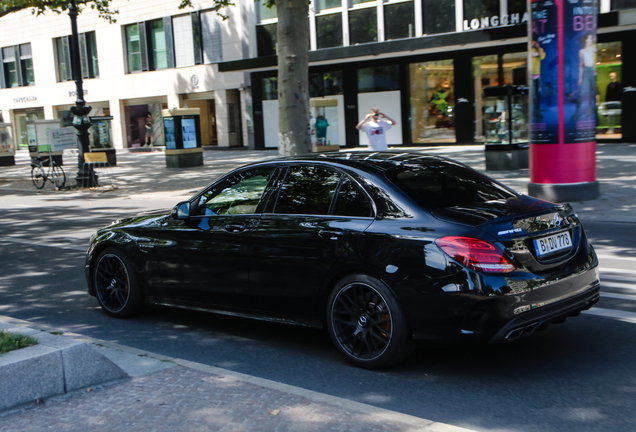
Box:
[30,150,66,190]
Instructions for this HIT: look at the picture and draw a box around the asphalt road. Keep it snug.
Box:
[1,190,635,432]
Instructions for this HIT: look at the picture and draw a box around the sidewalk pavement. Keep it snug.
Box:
[0,316,470,432]
[0,143,635,430]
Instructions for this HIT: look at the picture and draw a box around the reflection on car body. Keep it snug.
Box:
[85,152,600,368]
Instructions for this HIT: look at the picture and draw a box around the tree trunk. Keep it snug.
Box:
[276,0,311,156]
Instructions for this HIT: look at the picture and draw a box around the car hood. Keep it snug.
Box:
[109,208,172,229]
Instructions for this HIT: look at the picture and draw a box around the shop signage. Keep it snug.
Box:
[463,12,528,31]
[13,96,37,104]
[68,90,88,97]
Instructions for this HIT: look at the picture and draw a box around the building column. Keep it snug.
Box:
[43,105,55,120]
[241,85,255,150]
[215,89,230,147]
[167,94,181,110]
[109,99,126,150]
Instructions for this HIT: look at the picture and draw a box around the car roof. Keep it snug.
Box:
[269,151,456,174]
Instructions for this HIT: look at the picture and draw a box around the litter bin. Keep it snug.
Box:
[162,108,203,168]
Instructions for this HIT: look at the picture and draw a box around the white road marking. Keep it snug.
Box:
[583,307,636,324]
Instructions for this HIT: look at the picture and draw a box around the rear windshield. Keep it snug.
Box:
[386,159,517,209]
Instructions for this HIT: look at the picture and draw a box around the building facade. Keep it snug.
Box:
[0,0,256,154]
[2,0,635,155]
[220,0,636,149]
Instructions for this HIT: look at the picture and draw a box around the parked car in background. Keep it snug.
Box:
[85,152,600,368]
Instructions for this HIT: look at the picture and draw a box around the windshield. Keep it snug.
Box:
[386,159,517,209]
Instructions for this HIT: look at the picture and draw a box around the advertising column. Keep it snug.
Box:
[528,0,599,202]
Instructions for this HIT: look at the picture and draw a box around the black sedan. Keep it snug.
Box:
[85,152,600,369]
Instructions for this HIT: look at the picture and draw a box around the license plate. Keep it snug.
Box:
[534,231,572,257]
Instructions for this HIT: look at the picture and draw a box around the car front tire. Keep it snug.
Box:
[326,274,413,369]
[93,247,143,318]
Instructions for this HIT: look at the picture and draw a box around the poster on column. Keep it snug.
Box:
[530,0,559,144]
[563,0,598,143]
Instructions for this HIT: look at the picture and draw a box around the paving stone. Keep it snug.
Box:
[0,367,426,432]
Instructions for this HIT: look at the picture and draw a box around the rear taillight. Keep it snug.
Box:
[435,236,516,273]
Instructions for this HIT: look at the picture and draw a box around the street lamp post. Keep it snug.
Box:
[68,0,97,187]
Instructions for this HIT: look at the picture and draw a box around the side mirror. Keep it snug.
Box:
[172,201,191,220]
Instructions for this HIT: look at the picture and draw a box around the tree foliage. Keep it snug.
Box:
[0,0,234,22]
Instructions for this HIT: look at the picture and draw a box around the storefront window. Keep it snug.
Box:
[502,52,527,85]
[124,104,163,148]
[473,55,499,141]
[349,8,377,45]
[422,0,455,35]
[463,0,499,21]
[257,24,277,56]
[385,1,415,40]
[508,0,526,16]
[316,13,343,49]
[13,109,44,149]
[409,60,455,143]
[310,71,344,97]
[262,77,278,100]
[358,65,399,93]
[612,0,636,11]
[472,53,527,141]
[596,42,622,138]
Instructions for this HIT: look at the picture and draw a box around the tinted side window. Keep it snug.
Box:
[274,166,341,215]
[333,177,373,217]
[388,162,516,209]
[197,167,277,216]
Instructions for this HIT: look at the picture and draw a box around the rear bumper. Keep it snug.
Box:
[488,282,600,343]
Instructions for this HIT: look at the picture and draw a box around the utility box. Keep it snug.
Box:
[483,86,529,171]
[162,108,203,168]
[27,119,64,166]
[0,123,15,166]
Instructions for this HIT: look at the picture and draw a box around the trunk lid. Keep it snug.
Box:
[432,196,584,273]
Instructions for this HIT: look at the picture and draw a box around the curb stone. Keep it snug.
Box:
[0,321,128,412]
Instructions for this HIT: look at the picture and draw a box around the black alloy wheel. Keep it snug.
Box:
[93,248,142,317]
[31,166,46,189]
[327,274,412,369]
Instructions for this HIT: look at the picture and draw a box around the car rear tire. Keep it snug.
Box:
[93,248,143,318]
[326,274,413,369]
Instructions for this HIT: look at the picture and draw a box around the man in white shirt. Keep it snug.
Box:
[356,107,396,151]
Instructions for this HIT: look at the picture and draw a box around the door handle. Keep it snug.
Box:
[319,230,344,240]
[225,224,246,233]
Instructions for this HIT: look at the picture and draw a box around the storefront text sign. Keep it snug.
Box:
[463,13,528,31]
[68,90,88,97]
[13,96,37,104]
